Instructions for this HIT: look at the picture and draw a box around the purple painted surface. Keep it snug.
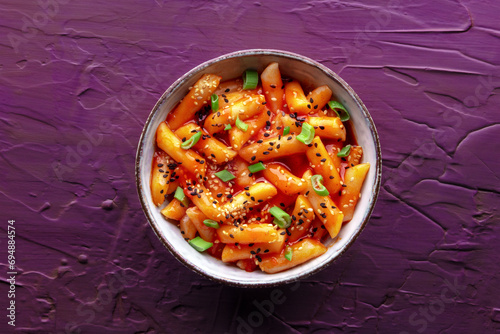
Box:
[0,0,499,333]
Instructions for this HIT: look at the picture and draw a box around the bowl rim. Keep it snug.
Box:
[135,49,382,288]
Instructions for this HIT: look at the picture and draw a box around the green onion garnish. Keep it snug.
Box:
[242,70,259,90]
[224,124,232,130]
[174,186,189,206]
[180,131,202,149]
[215,170,236,182]
[203,219,220,229]
[269,206,291,228]
[248,162,266,173]
[328,101,350,122]
[296,122,315,145]
[311,174,329,196]
[235,117,248,132]
[211,94,219,112]
[188,236,213,252]
[284,247,293,261]
[337,145,351,157]
[283,126,290,136]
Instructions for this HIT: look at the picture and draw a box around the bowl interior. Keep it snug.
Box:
[136,50,381,287]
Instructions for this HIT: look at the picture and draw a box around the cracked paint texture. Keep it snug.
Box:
[0,0,499,333]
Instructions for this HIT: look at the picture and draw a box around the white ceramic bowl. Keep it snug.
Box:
[136,49,381,287]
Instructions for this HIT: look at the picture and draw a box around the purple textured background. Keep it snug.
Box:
[1,0,499,333]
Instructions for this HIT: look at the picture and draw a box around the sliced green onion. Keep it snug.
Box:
[174,186,189,206]
[269,206,291,228]
[215,170,236,182]
[311,174,329,196]
[337,145,351,157]
[296,122,315,145]
[248,162,266,173]
[328,101,350,122]
[242,69,259,90]
[203,219,220,229]
[180,131,202,149]
[283,126,290,136]
[211,94,219,112]
[188,236,213,252]
[235,117,248,132]
[284,247,293,261]
[224,124,232,130]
